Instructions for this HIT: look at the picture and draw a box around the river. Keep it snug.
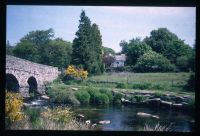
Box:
[71,104,194,131]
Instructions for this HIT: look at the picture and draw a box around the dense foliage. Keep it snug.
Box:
[103,46,115,55]
[134,51,175,72]
[144,28,195,71]
[41,38,72,68]
[120,38,152,66]
[72,10,104,75]
[13,29,72,69]
[60,87,114,105]
[75,90,90,104]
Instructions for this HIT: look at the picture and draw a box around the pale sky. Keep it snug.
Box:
[7,6,196,52]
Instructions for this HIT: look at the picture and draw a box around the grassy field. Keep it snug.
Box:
[61,72,194,95]
[89,72,191,86]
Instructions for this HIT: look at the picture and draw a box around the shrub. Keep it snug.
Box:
[134,51,175,72]
[95,94,109,105]
[113,93,123,105]
[99,88,113,102]
[5,91,24,128]
[176,55,190,71]
[41,107,73,124]
[87,87,101,104]
[132,83,152,90]
[131,95,148,103]
[154,92,163,98]
[75,90,90,104]
[116,83,127,89]
[66,65,88,80]
[46,84,80,105]
[24,107,41,124]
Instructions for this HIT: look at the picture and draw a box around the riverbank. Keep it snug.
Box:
[44,80,195,112]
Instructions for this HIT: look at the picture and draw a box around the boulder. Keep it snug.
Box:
[160,100,172,108]
[76,114,85,119]
[98,120,111,125]
[41,95,50,100]
[172,103,183,109]
[121,98,131,104]
[136,112,159,119]
[91,123,97,127]
[85,120,91,125]
[170,96,184,103]
[174,96,184,103]
[143,94,152,97]
[147,98,161,107]
[23,102,31,107]
[71,87,78,91]
[181,102,189,107]
[151,115,159,119]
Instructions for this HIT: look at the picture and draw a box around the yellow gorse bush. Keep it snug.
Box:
[66,65,88,79]
[5,91,24,123]
[41,107,73,123]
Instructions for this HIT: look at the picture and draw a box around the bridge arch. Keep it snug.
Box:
[6,73,20,92]
[27,76,38,96]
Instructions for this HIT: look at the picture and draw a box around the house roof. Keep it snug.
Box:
[115,54,126,61]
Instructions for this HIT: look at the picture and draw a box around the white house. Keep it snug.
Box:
[111,54,126,67]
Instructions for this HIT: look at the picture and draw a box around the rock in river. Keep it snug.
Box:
[98,120,111,125]
[137,112,159,119]
[76,114,85,119]
[41,95,50,100]
[147,98,161,107]
[172,103,183,109]
[160,100,172,108]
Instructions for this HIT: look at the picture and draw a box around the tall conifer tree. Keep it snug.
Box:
[72,10,104,74]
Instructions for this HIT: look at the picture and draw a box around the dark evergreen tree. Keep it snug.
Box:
[72,10,92,67]
[72,10,104,74]
[90,23,104,74]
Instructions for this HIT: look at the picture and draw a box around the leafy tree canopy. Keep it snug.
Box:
[144,28,194,64]
[120,38,152,66]
[135,50,175,72]
[103,46,115,56]
[41,38,72,69]
[20,28,54,46]
[13,28,72,69]
[13,40,39,62]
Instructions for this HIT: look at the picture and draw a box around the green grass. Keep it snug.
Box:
[89,72,190,85]
[88,72,192,92]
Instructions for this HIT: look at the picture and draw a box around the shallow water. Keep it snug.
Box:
[71,104,194,131]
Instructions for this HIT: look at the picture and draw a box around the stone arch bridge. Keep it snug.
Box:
[6,55,61,97]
